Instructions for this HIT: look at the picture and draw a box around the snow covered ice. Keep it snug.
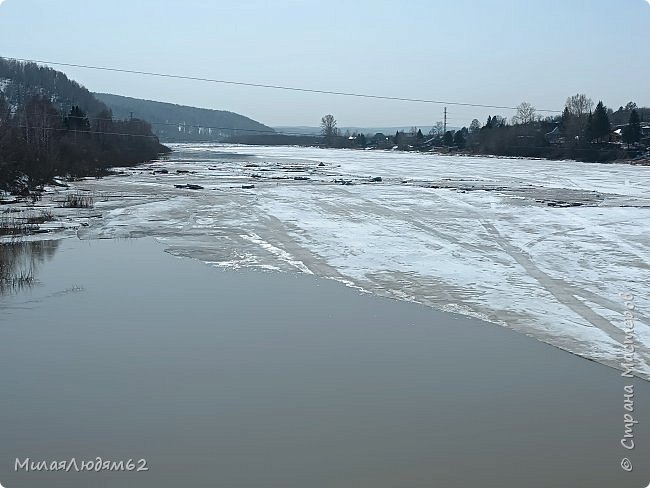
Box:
[76,144,650,379]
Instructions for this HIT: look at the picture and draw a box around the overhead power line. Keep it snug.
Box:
[16,125,159,139]
[16,114,322,138]
[18,113,455,138]
[6,56,562,113]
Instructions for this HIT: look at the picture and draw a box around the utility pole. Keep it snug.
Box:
[443,107,447,134]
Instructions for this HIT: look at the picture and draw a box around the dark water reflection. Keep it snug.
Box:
[0,240,60,293]
[0,238,648,488]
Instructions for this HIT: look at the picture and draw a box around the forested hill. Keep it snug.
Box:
[0,58,106,116]
[0,58,169,194]
[94,93,274,142]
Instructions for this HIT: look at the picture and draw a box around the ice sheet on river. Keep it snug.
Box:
[76,144,650,379]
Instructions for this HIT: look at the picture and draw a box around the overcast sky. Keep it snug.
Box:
[0,0,648,128]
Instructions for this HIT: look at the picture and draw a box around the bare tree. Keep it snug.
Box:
[429,121,445,137]
[512,102,538,125]
[320,114,338,141]
[469,118,481,134]
[565,94,593,118]
[564,94,594,138]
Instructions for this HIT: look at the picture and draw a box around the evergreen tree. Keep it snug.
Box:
[622,109,641,147]
[0,93,8,124]
[585,112,595,142]
[560,107,571,127]
[443,131,454,146]
[559,106,573,138]
[591,101,611,142]
[453,129,465,148]
[65,106,90,131]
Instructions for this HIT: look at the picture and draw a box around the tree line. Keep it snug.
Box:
[0,94,169,194]
[0,58,169,194]
[308,95,647,163]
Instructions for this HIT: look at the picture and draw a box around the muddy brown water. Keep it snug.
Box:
[0,237,648,487]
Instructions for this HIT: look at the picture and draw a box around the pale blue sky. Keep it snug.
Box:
[0,0,648,127]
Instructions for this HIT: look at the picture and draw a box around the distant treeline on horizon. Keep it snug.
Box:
[233,99,650,164]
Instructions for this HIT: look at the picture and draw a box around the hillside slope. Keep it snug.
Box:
[95,93,274,142]
[0,58,107,116]
[0,58,168,193]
